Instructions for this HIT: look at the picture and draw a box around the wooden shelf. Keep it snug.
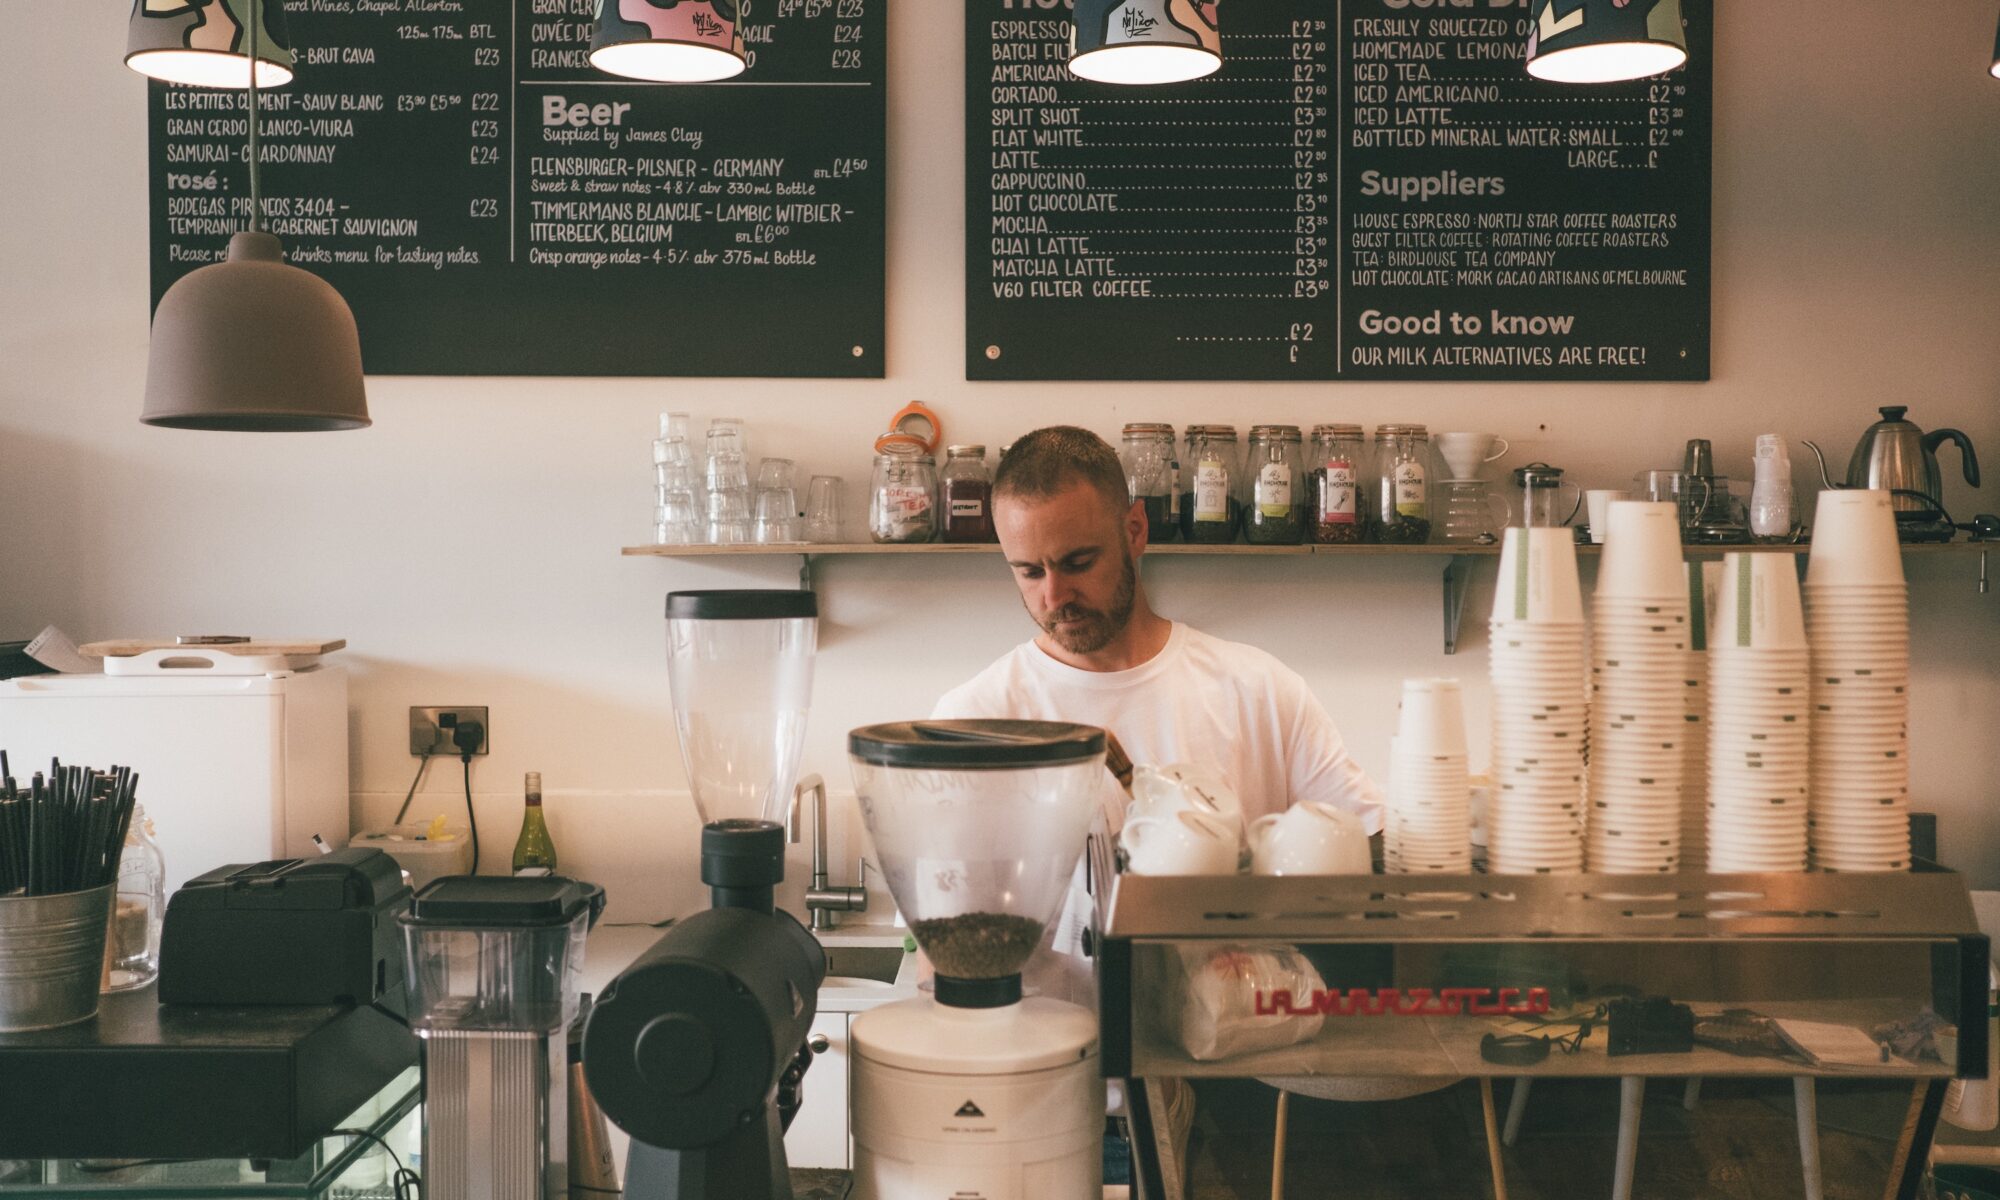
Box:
[622,540,1991,559]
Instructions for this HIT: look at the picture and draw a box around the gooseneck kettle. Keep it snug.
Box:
[1804,406,1980,539]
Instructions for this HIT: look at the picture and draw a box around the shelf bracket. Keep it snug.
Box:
[1443,556,1474,656]
[799,553,816,593]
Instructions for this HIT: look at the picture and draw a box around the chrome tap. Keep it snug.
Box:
[786,773,869,932]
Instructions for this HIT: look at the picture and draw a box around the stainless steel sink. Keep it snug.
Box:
[821,944,905,985]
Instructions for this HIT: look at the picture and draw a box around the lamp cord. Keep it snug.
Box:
[246,0,263,233]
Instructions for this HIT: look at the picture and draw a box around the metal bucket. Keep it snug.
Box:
[0,884,115,1032]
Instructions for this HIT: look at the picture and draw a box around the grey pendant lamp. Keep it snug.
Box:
[142,1,368,431]
[589,0,748,83]
[1526,0,1687,84]
[126,0,295,89]
[1069,0,1223,85]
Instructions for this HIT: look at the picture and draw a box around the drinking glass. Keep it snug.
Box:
[655,490,700,545]
[754,488,800,544]
[705,487,752,545]
[806,475,844,544]
[756,458,795,492]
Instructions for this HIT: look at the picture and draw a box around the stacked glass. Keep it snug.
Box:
[652,412,700,545]
[754,457,801,544]
[703,420,752,544]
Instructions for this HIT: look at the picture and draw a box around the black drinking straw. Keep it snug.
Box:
[0,755,140,897]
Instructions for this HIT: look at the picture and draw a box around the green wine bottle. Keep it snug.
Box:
[512,771,558,877]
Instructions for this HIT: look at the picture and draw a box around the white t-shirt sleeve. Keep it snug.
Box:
[1277,665,1386,835]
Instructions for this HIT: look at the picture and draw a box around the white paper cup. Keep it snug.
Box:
[1709,552,1809,651]
[1398,678,1469,758]
[1492,527,1586,624]
[1806,489,1905,588]
[1598,501,1687,596]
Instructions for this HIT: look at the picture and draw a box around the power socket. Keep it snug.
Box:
[411,706,489,756]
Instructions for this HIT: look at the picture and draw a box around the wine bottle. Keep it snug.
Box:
[512,771,558,877]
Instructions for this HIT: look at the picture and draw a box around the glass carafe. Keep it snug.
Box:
[1513,462,1583,527]
[665,590,819,826]
[1436,480,1511,545]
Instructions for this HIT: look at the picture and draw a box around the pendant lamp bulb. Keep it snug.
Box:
[1525,0,1688,84]
[142,0,369,432]
[588,1,750,83]
[1069,0,1223,86]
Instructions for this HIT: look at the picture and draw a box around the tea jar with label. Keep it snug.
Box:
[1244,425,1305,544]
[1370,424,1433,544]
[1310,424,1367,544]
[1180,425,1242,544]
[940,444,996,543]
[869,446,938,544]
[1120,423,1179,544]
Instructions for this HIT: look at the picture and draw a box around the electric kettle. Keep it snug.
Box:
[1804,406,1980,539]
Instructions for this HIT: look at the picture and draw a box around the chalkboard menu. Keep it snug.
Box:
[967,1,1710,381]
[150,1,885,378]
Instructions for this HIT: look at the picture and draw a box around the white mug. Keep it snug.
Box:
[1122,809,1240,876]
[1127,763,1242,835]
[1249,802,1372,876]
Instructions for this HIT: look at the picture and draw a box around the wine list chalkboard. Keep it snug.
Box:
[967,0,1711,382]
[149,0,885,378]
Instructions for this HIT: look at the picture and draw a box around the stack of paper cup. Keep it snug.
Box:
[1680,561,1719,865]
[1387,679,1473,873]
[1488,527,1589,875]
[1805,490,1911,871]
[1587,502,1690,873]
[1706,552,1811,872]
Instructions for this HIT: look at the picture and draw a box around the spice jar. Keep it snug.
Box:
[1120,423,1179,544]
[1370,424,1433,544]
[1245,425,1305,544]
[940,444,996,543]
[869,446,938,543]
[1310,424,1367,544]
[1180,425,1241,544]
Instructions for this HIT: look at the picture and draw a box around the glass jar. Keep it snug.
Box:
[940,444,996,543]
[105,804,164,993]
[1180,424,1241,544]
[870,447,938,544]
[1370,424,1433,544]
[1244,425,1305,544]
[1120,423,1179,544]
[1310,424,1367,544]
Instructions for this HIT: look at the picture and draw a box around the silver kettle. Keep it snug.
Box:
[1804,405,1981,521]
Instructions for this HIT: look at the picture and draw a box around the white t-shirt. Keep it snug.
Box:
[933,622,1384,833]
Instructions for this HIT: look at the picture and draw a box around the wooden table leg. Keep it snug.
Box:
[1480,1078,1510,1200]
[1882,1079,1948,1200]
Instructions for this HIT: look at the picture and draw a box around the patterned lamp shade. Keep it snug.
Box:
[1070,0,1222,85]
[143,233,370,432]
[126,0,295,89]
[1526,0,1687,84]
[589,0,748,83]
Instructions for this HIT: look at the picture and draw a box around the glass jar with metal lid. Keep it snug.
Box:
[940,445,995,544]
[869,445,938,544]
[1369,424,1432,544]
[1310,424,1368,544]
[1119,423,1179,544]
[1244,425,1305,544]
[1180,425,1241,544]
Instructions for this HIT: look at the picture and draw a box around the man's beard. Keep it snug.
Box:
[1035,551,1137,655]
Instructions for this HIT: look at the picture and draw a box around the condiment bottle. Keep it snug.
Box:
[940,445,996,543]
[1119,423,1179,544]
[1311,424,1366,544]
[1181,425,1241,544]
[1245,425,1305,545]
[1370,424,1433,544]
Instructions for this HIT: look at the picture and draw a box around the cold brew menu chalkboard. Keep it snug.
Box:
[150,1,884,378]
[968,0,1710,381]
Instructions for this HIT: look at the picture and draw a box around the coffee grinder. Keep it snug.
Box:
[584,590,827,1200]
[845,720,1110,1200]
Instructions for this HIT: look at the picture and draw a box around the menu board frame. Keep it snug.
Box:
[966,0,1712,383]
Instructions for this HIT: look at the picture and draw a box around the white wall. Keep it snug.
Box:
[2,2,1996,921]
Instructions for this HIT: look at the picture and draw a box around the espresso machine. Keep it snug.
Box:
[584,590,827,1200]
[400,874,605,1200]
[845,720,1110,1200]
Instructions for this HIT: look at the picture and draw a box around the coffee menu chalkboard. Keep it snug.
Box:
[149,1,885,378]
[967,1,1710,381]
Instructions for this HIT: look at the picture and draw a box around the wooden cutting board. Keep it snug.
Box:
[79,638,347,659]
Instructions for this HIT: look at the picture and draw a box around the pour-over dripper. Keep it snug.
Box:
[848,720,1106,1007]
[665,590,818,829]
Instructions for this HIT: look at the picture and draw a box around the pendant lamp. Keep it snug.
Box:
[143,1,368,432]
[126,0,295,89]
[589,0,748,83]
[1070,0,1222,86]
[1526,0,1687,84]
[1990,10,1999,79]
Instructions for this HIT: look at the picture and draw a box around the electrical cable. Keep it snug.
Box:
[332,1127,421,1200]
[392,749,434,825]
[464,755,478,875]
[246,0,262,234]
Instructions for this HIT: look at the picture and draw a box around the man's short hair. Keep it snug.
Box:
[994,426,1129,513]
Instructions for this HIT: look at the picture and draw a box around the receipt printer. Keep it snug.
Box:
[160,849,413,1007]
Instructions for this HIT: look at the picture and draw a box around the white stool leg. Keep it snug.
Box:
[1502,1077,1532,1147]
[1794,1077,1824,1200]
[1682,1078,1702,1110]
[1612,1077,1644,1200]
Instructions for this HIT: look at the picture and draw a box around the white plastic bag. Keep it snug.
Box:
[1160,943,1325,1062]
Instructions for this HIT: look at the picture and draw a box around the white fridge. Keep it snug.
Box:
[0,664,350,895]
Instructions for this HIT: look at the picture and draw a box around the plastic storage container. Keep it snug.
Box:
[399,876,602,1035]
[352,823,475,893]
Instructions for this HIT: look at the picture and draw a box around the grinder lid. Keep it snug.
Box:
[403,876,604,928]
[848,719,1106,769]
